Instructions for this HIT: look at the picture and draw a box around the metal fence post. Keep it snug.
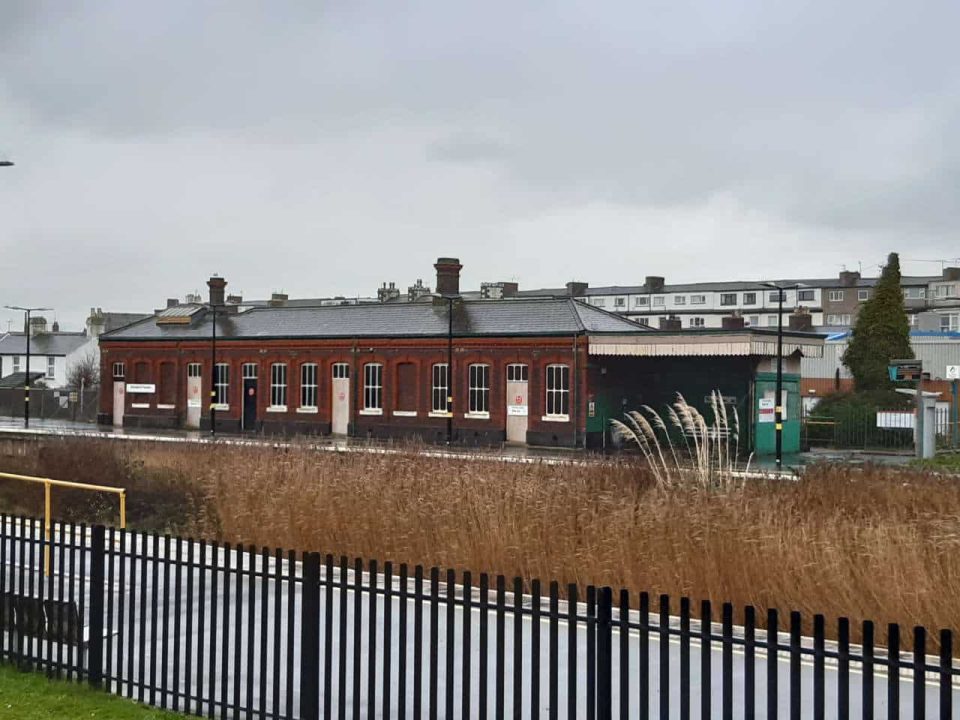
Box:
[597,587,613,720]
[300,552,321,720]
[87,524,106,689]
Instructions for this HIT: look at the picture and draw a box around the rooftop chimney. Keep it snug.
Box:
[269,292,288,308]
[839,270,861,287]
[29,316,48,337]
[658,315,682,331]
[645,276,665,293]
[943,267,960,282]
[565,281,588,297]
[166,298,179,309]
[207,275,227,307]
[52,320,60,333]
[788,308,814,332]
[86,309,105,338]
[226,294,243,305]
[434,257,462,297]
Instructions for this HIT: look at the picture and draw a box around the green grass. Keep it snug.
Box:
[0,663,183,719]
[912,452,960,471]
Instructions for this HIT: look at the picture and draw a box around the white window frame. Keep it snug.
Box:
[768,291,781,303]
[593,298,605,307]
[362,363,383,414]
[689,317,705,328]
[299,363,318,411]
[673,295,686,306]
[430,363,449,416]
[186,362,201,378]
[858,289,869,301]
[828,290,845,302]
[797,289,815,302]
[766,316,779,327]
[940,313,960,332]
[13,357,22,374]
[614,297,626,308]
[544,364,570,421]
[635,296,649,306]
[213,363,230,409]
[269,363,287,410]
[506,363,528,382]
[690,295,706,305]
[242,363,258,380]
[747,315,760,326]
[742,292,757,306]
[720,293,737,306]
[466,364,490,417]
[46,356,56,379]
[652,296,665,307]
[332,362,350,379]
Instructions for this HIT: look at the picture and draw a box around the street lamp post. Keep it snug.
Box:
[5,306,53,428]
[758,282,806,471]
[210,304,217,437]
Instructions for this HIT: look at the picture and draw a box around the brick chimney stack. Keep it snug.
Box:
[207,275,227,307]
[434,257,462,297]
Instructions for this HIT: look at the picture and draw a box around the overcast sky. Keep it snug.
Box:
[1,1,959,330]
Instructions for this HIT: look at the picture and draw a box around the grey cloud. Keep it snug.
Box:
[1,0,959,330]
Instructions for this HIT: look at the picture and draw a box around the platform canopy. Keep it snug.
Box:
[587,330,824,358]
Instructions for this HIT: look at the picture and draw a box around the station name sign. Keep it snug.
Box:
[125,383,156,394]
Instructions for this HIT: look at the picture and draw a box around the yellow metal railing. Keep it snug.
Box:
[0,471,126,575]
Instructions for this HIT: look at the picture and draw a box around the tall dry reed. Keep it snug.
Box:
[1,437,958,642]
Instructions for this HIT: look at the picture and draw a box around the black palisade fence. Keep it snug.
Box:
[0,513,956,718]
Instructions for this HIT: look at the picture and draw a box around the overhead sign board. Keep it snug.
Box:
[126,383,156,394]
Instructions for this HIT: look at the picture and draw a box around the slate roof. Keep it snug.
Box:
[0,372,46,388]
[102,313,152,333]
[101,298,650,342]
[0,332,88,356]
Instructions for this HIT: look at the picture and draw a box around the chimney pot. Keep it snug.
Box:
[839,270,861,287]
[207,275,227,307]
[166,298,179,308]
[434,257,463,297]
[645,276,666,293]
[565,281,588,297]
[658,315,682,331]
[788,308,814,332]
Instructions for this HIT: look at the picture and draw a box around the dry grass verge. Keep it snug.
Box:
[0,437,957,643]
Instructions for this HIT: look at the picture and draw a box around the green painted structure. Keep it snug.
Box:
[752,370,802,456]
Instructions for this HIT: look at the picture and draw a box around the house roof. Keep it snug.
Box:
[101,313,152,333]
[101,298,650,342]
[0,332,88,356]
[0,371,46,388]
[522,275,940,297]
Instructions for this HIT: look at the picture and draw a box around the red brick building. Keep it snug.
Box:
[98,261,652,447]
[99,259,824,450]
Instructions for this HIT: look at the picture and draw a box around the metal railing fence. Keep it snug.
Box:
[0,514,957,718]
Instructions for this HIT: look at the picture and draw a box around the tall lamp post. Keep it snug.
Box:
[5,305,53,428]
[210,303,217,437]
[423,293,456,443]
[758,283,804,471]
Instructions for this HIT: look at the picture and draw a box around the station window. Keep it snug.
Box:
[270,363,287,408]
[431,364,449,414]
[363,363,383,411]
[300,363,318,408]
[545,364,570,418]
[332,363,350,379]
[113,362,126,379]
[468,364,490,414]
[214,364,230,406]
[506,364,528,382]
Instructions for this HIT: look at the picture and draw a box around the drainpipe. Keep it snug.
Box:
[351,339,358,438]
[572,332,580,449]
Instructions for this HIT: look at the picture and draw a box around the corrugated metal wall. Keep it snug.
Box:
[802,334,960,381]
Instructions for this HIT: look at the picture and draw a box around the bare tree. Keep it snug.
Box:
[67,351,100,389]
